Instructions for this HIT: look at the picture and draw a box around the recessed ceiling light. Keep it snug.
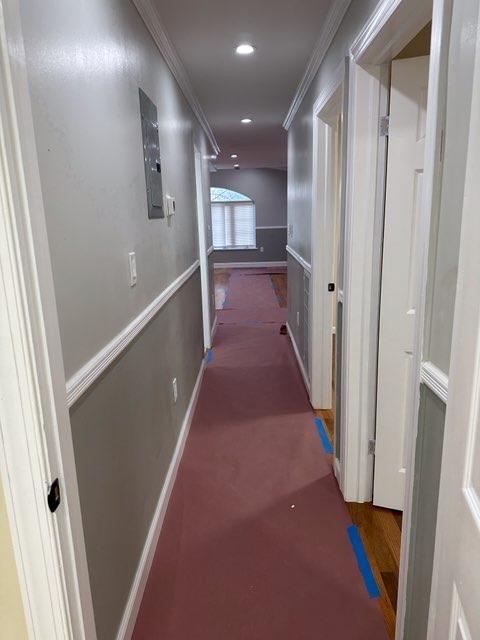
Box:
[241,118,252,124]
[236,43,255,55]
[234,164,240,169]
[231,154,238,158]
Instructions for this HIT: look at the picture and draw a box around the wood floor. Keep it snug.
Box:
[214,266,401,639]
[214,267,287,309]
[346,503,402,639]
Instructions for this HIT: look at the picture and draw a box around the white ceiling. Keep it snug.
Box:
[154,0,336,169]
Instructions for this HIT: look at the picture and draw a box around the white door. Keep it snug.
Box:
[427,28,480,639]
[374,56,429,510]
[194,148,211,351]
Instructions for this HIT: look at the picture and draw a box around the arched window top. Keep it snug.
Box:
[210,187,252,202]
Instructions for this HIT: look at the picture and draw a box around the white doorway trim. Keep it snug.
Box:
[0,1,96,638]
[194,147,212,351]
[310,60,344,411]
[346,0,450,637]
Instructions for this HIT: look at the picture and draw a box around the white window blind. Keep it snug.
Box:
[211,201,256,249]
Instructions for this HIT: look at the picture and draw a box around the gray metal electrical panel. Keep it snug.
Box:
[139,88,164,219]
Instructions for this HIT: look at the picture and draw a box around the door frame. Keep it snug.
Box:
[193,146,212,351]
[0,1,96,637]
[310,60,344,412]
[346,0,450,637]
[426,8,480,632]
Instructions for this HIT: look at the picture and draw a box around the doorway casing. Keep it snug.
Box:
[331,0,451,638]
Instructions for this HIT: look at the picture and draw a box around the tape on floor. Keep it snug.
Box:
[314,418,334,454]
[207,349,213,363]
[347,525,381,599]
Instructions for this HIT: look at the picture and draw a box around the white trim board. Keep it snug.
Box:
[0,1,97,636]
[207,245,214,256]
[211,315,219,340]
[116,356,206,640]
[286,245,312,273]
[213,261,287,269]
[66,261,200,407]
[350,0,432,64]
[256,225,288,230]
[283,0,352,129]
[131,0,219,155]
[286,322,311,394]
[420,361,449,404]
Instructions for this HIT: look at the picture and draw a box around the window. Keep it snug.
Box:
[210,187,256,249]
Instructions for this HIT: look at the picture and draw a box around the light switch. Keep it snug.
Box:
[165,195,176,217]
[128,252,137,287]
[172,378,178,403]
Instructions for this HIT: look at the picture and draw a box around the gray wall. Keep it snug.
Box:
[19,1,213,638]
[286,0,378,359]
[213,228,287,264]
[211,168,287,263]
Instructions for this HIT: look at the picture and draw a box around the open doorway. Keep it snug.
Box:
[314,110,343,455]
[345,17,434,639]
[337,1,442,638]
[310,67,345,482]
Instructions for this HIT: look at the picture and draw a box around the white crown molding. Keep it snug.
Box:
[286,244,312,273]
[420,360,449,404]
[350,0,431,64]
[66,260,200,407]
[131,0,220,155]
[286,322,311,393]
[116,355,206,640]
[283,0,352,130]
[350,0,401,61]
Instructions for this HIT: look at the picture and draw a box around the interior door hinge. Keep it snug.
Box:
[379,115,389,137]
[368,439,376,455]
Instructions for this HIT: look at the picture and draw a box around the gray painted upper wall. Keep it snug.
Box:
[211,168,287,227]
[19,0,213,379]
[287,0,378,264]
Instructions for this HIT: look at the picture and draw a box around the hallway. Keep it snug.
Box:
[133,269,388,639]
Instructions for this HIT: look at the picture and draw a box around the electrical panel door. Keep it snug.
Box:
[139,88,164,219]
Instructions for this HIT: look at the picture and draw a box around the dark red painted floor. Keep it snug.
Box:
[133,269,388,640]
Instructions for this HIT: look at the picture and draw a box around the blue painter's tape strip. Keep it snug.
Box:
[347,525,380,598]
[207,349,213,363]
[314,418,334,454]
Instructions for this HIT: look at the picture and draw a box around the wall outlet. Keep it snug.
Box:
[172,378,178,403]
[128,252,137,287]
[260,246,264,253]
[296,311,300,327]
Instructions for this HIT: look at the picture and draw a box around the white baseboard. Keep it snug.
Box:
[116,356,206,640]
[214,261,287,269]
[286,322,311,394]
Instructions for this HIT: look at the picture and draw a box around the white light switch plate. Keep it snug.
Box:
[128,252,137,287]
[172,378,178,403]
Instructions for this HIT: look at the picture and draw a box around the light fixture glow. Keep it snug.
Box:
[234,164,240,169]
[236,43,255,55]
[241,118,252,124]
[230,154,238,159]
